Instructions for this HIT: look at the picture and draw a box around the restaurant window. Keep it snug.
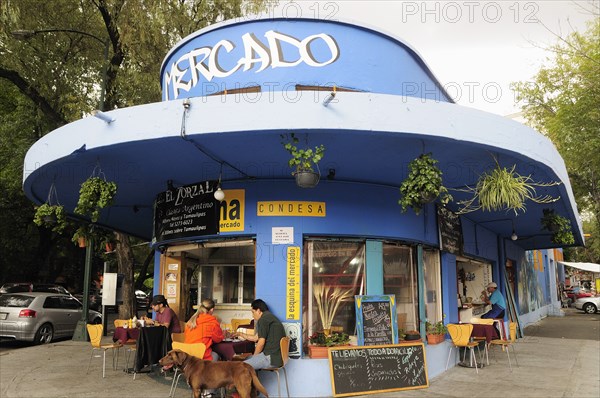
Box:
[423,249,442,323]
[303,240,365,339]
[383,243,418,332]
[197,264,254,305]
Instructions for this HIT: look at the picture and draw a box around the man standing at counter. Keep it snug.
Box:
[481,282,506,319]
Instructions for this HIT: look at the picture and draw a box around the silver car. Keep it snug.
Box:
[574,296,600,314]
[0,292,102,344]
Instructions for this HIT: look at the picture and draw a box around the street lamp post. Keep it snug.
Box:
[12,28,110,340]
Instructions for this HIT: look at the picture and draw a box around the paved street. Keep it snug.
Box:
[1,308,598,397]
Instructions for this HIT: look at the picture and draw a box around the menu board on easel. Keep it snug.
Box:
[355,295,398,346]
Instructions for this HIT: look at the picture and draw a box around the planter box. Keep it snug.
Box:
[426,333,445,345]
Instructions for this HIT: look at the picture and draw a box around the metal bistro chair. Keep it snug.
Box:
[169,342,206,398]
[446,323,481,374]
[489,321,519,371]
[86,324,122,378]
[260,336,291,397]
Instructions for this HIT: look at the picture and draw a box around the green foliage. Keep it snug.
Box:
[456,160,560,215]
[426,320,448,335]
[71,226,89,246]
[541,208,575,245]
[33,204,67,233]
[74,177,117,223]
[513,21,599,259]
[308,332,350,347]
[281,133,325,172]
[398,153,452,215]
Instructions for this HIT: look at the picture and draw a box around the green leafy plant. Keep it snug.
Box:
[541,208,575,245]
[425,320,448,335]
[33,203,67,233]
[308,331,350,347]
[456,159,560,215]
[281,133,325,173]
[399,153,452,215]
[71,226,89,246]
[74,176,117,222]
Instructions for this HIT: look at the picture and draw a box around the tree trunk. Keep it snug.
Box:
[115,231,135,318]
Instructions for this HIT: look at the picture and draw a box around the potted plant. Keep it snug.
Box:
[399,153,452,215]
[540,208,575,245]
[425,320,447,345]
[71,226,89,248]
[308,331,350,358]
[33,203,67,233]
[313,284,354,336]
[74,175,117,222]
[281,133,325,188]
[456,159,559,215]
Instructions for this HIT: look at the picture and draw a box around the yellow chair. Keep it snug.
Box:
[446,324,480,374]
[260,336,291,397]
[171,332,186,343]
[489,321,519,371]
[169,342,207,398]
[86,324,122,378]
[231,318,252,332]
[114,319,137,371]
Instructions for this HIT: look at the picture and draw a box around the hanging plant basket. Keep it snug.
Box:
[399,153,452,215]
[33,203,67,233]
[74,171,117,222]
[294,169,320,188]
[540,208,574,245]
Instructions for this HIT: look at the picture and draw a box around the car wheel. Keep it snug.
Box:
[582,303,597,314]
[34,323,54,345]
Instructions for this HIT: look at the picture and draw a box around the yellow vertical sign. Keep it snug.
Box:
[220,189,245,232]
[286,246,301,320]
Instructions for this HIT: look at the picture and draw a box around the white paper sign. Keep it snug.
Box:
[272,227,294,244]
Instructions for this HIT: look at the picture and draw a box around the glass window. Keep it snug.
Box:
[197,264,253,305]
[423,249,442,323]
[303,241,365,339]
[0,295,34,307]
[61,297,81,310]
[43,296,62,309]
[383,244,418,332]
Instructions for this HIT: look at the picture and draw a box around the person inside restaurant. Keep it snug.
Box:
[143,294,182,333]
[481,282,506,319]
[184,298,224,361]
[236,299,286,370]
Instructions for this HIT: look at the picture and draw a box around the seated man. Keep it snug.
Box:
[236,299,285,370]
[143,294,182,333]
[481,282,506,319]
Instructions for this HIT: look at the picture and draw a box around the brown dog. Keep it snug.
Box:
[159,350,269,398]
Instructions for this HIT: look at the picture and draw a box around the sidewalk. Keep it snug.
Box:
[1,308,598,398]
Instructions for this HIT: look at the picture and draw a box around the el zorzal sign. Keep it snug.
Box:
[153,180,220,242]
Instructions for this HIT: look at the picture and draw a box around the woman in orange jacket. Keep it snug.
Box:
[184,298,224,361]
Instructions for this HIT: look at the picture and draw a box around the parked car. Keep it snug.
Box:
[564,287,593,301]
[0,292,102,344]
[574,296,600,314]
[135,290,150,310]
[0,283,73,296]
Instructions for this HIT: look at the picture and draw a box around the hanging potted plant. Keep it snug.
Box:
[399,153,452,215]
[540,208,575,245]
[456,158,560,215]
[33,203,67,233]
[425,320,448,345]
[74,171,117,222]
[71,226,89,248]
[281,133,325,188]
[33,183,67,233]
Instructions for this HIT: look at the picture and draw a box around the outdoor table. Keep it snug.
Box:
[113,326,140,344]
[212,339,255,361]
[133,326,172,372]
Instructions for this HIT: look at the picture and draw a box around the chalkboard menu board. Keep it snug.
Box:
[328,343,429,397]
[152,180,220,242]
[437,205,463,254]
[355,295,398,346]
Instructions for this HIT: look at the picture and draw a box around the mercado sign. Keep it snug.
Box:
[152,181,220,243]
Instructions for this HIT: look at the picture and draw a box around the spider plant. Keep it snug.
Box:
[313,284,354,331]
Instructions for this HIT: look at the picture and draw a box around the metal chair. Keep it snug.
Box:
[260,336,290,397]
[446,323,480,374]
[489,321,519,371]
[86,324,122,378]
[114,319,137,371]
[169,342,206,398]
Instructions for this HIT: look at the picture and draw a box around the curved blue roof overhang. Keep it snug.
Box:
[23,93,584,249]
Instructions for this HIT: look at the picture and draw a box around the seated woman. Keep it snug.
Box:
[184,298,224,361]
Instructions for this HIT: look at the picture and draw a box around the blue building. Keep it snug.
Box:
[23,17,583,395]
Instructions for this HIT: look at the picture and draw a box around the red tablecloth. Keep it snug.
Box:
[113,327,140,344]
[471,323,499,343]
[212,340,255,361]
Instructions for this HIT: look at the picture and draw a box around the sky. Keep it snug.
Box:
[266,0,598,116]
